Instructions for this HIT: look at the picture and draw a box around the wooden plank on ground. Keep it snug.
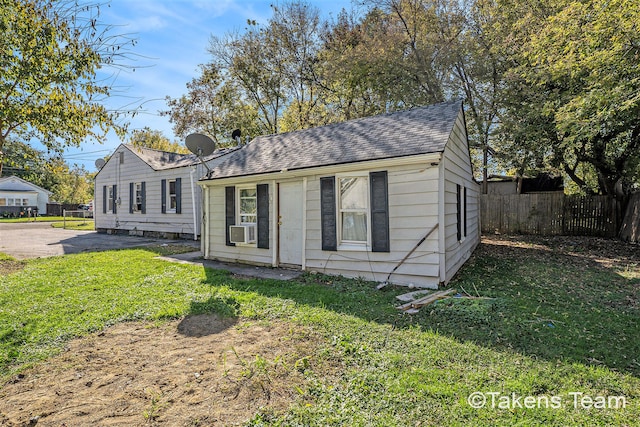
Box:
[396,289,456,311]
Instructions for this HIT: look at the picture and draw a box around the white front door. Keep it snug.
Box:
[278,181,303,266]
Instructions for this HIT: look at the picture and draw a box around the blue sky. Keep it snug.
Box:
[61,0,356,171]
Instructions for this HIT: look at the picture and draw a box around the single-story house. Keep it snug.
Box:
[198,100,480,288]
[94,143,237,239]
[0,175,52,216]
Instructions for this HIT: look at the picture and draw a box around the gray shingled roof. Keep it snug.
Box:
[204,100,463,180]
[125,144,239,170]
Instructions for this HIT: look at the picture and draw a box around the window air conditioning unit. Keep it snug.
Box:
[229,225,256,244]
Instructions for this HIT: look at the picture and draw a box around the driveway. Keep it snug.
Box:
[0,222,199,259]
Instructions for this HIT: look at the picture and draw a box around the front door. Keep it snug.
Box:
[278,181,303,266]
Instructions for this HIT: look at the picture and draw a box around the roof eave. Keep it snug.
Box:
[199,152,442,185]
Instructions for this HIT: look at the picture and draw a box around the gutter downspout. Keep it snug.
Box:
[438,152,446,285]
[203,184,209,258]
[190,167,198,241]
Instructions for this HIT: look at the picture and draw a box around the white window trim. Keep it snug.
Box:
[107,187,114,214]
[336,172,371,251]
[235,185,258,247]
[133,182,142,213]
[167,179,177,213]
[458,183,466,243]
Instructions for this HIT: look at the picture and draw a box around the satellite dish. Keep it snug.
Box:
[95,158,106,169]
[231,129,241,140]
[185,133,216,157]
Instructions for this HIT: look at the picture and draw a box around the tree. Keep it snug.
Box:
[205,1,325,135]
[1,139,93,203]
[208,23,286,135]
[0,139,52,187]
[318,4,446,121]
[0,0,136,176]
[128,127,190,154]
[496,0,640,196]
[50,163,94,204]
[163,64,261,145]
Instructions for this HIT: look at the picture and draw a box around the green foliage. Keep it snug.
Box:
[128,127,189,154]
[0,0,135,174]
[494,0,640,195]
[0,241,639,425]
[1,139,93,203]
[163,64,261,145]
[163,0,640,193]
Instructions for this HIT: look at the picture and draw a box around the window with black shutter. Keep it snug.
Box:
[456,184,462,241]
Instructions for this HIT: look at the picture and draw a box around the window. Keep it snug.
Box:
[108,187,114,213]
[169,180,177,211]
[238,187,257,224]
[457,184,467,242]
[134,183,142,212]
[0,198,5,206]
[339,176,369,244]
[161,178,181,214]
[22,199,29,206]
[463,186,468,238]
[320,172,389,252]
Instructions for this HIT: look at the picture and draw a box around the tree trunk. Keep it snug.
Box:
[482,144,488,194]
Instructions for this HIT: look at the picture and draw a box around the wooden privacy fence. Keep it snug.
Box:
[481,193,620,237]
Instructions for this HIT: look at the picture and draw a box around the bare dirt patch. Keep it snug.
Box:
[481,234,640,270]
[0,259,24,276]
[0,315,324,426]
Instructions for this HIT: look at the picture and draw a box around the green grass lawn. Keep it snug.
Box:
[0,216,91,223]
[0,237,638,425]
[0,215,95,230]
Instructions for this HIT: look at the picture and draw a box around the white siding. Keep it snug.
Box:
[305,163,441,288]
[442,111,480,283]
[94,145,215,238]
[0,177,50,212]
[200,108,479,289]
[202,182,274,266]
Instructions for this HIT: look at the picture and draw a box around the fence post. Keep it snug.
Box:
[63,209,66,230]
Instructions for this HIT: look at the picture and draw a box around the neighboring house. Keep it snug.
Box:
[0,175,51,216]
[94,144,237,239]
[198,100,480,288]
[487,173,564,195]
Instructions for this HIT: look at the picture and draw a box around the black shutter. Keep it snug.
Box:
[257,184,269,249]
[141,182,146,214]
[456,184,462,241]
[161,179,166,214]
[463,186,467,237]
[129,182,134,214]
[225,186,236,246]
[175,178,182,214]
[320,176,337,251]
[370,171,390,252]
[112,184,117,214]
[102,186,107,214]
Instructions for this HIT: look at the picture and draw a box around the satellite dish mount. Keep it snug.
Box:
[185,133,216,174]
[231,129,242,146]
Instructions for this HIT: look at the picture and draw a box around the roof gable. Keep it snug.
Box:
[0,176,52,194]
[124,144,239,171]
[206,101,463,180]
[95,143,240,177]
